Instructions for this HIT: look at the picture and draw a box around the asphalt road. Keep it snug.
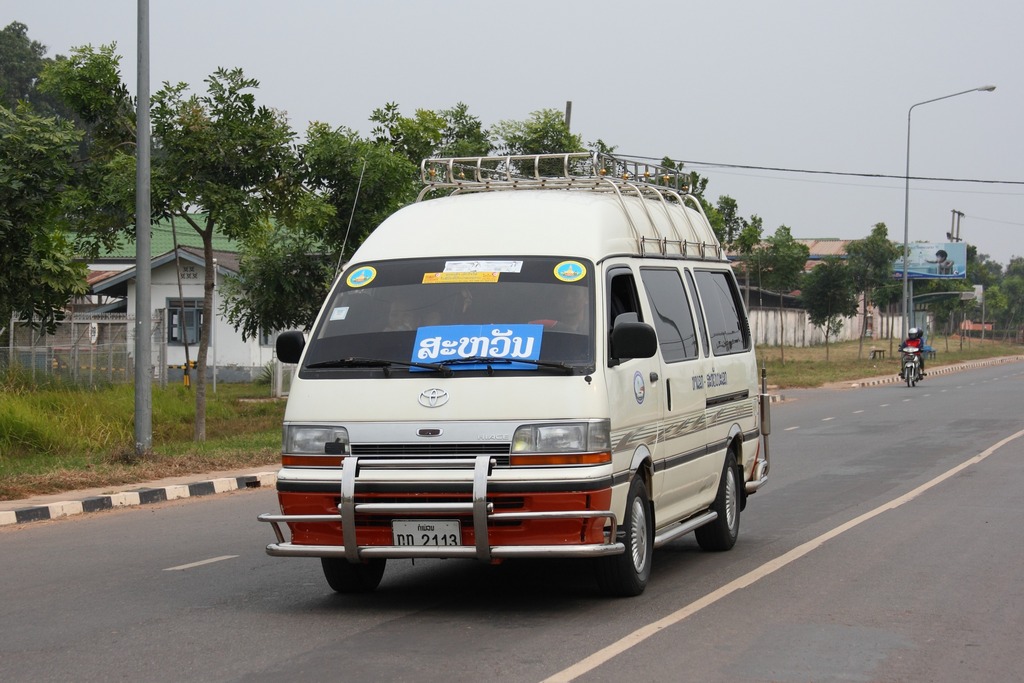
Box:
[2,361,1022,682]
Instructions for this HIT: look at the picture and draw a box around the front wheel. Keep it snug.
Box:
[695,451,741,552]
[321,557,386,593]
[596,476,653,597]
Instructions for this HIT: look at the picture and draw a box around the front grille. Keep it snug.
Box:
[351,442,511,466]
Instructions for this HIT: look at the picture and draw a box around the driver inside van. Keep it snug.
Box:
[532,285,588,333]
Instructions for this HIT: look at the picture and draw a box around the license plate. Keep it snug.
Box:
[392,520,461,546]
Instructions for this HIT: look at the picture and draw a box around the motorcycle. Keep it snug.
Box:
[900,346,923,387]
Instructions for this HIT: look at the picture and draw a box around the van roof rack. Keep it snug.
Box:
[418,152,724,261]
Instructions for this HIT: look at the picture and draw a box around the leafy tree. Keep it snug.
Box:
[220,221,334,340]
[715,196,744,248]
[760,226,809,363]
[43,44,303,441]
[733,215,764,313]
[149,68,301,439]
[370,102,444,164]
[302,122,418,261]
[437,102,491,158]
[845,223,900,358]
[38,43,137,254]
[0,105,87,332]
[0,22,46,109]
[799,256,858,360]
[491,108,584,176]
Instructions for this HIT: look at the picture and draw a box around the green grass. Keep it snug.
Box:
[0,375,284,500]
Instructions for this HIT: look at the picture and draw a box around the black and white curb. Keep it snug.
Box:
[0,471,278,527]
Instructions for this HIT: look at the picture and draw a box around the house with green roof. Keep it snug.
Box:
[85,217,274,382]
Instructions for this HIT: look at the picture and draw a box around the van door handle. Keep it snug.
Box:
[649,372,659,382]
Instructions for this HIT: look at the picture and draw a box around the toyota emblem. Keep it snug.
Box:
[418,388,450,408]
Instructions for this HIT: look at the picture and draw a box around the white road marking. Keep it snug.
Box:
[163,555,238,571]
[784,426,800,431]
[542,428,1024,683]
[822,417,834,421]
[853,410,864,414]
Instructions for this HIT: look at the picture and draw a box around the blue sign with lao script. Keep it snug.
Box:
[412,324,544,370]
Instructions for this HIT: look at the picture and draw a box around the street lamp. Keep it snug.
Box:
[901,85,995,338]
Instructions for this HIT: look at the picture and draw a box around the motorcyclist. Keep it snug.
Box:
[900,327,925,376]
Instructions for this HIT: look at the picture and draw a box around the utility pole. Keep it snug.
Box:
[947,209,964,242]
[134,0,152,454]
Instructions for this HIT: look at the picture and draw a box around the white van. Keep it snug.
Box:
[260,153,771,596]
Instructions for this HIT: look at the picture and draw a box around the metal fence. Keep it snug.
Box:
[1,313,289,394]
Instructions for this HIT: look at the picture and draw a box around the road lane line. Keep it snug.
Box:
[163,555,238,571]
[542,427,1024,683]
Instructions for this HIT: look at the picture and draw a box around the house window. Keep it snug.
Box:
[168,299,203,345]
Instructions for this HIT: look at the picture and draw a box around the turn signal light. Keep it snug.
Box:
[509,451,612,467]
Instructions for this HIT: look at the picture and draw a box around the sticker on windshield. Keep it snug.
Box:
[444,260,523,273]
[346,266,376,288]
[329,306,349,321]
[423,272,500,284]
[554,260,587,282]
[411,324,543,371]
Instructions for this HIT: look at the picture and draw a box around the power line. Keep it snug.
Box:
[618,153,1024,187]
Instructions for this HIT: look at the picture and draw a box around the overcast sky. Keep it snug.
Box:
[5,1,1022,264]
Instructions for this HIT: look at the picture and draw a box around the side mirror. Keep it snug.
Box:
[276,330,306,364]
[610,313,657,362]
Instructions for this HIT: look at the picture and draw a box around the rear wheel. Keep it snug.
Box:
[321,557,386,593]
[695,451,741,551]
[596,476,653,597]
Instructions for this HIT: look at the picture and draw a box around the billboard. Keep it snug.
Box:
[893,241,967,280]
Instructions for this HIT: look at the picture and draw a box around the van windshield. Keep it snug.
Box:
[300,256,595,377]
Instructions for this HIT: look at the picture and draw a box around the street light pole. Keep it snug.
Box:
[901,85,995,339]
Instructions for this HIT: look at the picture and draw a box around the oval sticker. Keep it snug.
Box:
[633,371,646,405]
[554,260,587,282]
[346,266,377,288]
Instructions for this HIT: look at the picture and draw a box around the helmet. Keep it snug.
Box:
[908,327,922,340]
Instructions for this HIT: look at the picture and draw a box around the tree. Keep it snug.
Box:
[799,256,858,360]
[220,221,334,340]
[43,45,303,441]
[302,122,418,261]
[150,68,301,440]
[845,223,900,358]
[437,102,491,158]
[0,105,88,332]
[733,215,764,313]
[759,226,809,363]
[491,108,584,160]
[0,22,46,108]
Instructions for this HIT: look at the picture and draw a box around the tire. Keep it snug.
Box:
[596,476,653,597]
[321,557,386,593]
[905,366,913,387]
[695,451,741,552]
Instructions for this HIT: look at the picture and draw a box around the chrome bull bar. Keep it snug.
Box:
[258,454,623,562]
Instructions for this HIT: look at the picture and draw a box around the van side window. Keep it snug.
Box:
[608,270,641,325]
[684,270,709,358]
[693,269,751,355]
[639,268,699,362]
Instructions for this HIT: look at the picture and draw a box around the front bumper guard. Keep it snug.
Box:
[258,454,623,563]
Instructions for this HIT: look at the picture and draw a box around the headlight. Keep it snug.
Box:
[282,425,349,467]
[510,420,611,466]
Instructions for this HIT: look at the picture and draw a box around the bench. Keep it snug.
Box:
[922,345,936,360]
[869,349,886,360]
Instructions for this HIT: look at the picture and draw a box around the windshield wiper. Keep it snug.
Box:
[437,356,578,375]
[306,356,453,377]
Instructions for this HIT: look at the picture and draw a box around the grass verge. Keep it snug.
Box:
[1,377,283,500]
